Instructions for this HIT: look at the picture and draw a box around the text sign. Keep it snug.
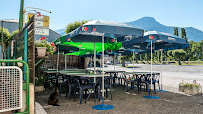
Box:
[35,27,49,36]
[28,13,49,27]
[28,13,49,36]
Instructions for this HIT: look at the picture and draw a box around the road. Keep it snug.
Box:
[88,64,203,93]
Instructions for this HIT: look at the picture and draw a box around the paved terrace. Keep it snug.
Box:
[36,64,203,114]
[36,87,203,114]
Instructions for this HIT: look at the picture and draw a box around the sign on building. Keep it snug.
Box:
[35,27,49,36]
[28,13,49,35]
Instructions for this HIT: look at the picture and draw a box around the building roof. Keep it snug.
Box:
[1,19,19,23]
[0,19,61,42]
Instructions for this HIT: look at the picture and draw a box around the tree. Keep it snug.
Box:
[201,40,203,58]
[176,28,179,36]
[0,27,11,47]
[180,28,188,42]
[167,50,173,61]
[174,27,178,36]
[174,27,177,36]
[120,55,132,67]
[10,30,19,39]
[172,49,186,65]
[65,20,89,34]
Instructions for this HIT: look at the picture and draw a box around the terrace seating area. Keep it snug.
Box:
[40,68,161,104]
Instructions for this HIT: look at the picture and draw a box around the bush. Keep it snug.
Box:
[179,82,200,88]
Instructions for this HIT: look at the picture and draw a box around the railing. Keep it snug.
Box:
[3,16,35,83]
[0,59,30,114]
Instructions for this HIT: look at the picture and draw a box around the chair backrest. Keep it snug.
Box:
[153,73,160,81]
[104,76,113,86]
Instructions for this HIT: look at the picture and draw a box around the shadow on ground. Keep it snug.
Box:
[36,86,203,114]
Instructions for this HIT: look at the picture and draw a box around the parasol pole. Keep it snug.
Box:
[144,36,160,99]
[150,39,153,94]
[94,42,96,82]
[158,49,168,92]
[114,52,116,71]
[57,46,59,72]
[161,49,163,90]
[65,54,67,71]
[102,33,105,106]
[100,57,101,71]
[92,34,114,110]
[133,49,135,73]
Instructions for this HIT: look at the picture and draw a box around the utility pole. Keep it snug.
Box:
[19,0,24,30]
[1,21,3,58]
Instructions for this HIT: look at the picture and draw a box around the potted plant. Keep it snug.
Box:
[178,81,184,92]
[35,37,54,57]
[178,81,202,95]
[183,83,202,95]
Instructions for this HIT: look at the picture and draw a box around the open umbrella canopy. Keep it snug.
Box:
[122,31,189,51]
[53,44,80,55]
[53,37,122,53]
[56,20,144,43]
[113,49,145,55]
[65,50,92,56]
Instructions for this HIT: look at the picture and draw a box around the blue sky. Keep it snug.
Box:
[1,0,203,31]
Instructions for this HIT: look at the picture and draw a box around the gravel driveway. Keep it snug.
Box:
[89,64,203,91]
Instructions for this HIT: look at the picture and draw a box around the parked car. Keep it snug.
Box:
[125,61,131,64]
[106,61,112,65]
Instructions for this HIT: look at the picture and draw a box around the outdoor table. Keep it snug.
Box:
[125,72,160,75]
[43,69,93,92]
[105,71,126,73]
[43,69,94,74]
[59,72,109,78]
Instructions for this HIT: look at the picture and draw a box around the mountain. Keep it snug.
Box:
[55,29,66,36]
[55,17,203,42]
[127,17,203,42]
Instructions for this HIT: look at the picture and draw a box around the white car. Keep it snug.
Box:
[125,61,131,64]
[106,61,112,65]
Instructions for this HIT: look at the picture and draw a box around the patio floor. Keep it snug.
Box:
[35,87,203,114]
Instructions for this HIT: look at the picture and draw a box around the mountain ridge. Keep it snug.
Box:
[126,17,203,42]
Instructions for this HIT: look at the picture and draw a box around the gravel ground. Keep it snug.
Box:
[35,64,203,114]
[36,87,203,114]
[90,64,203,90]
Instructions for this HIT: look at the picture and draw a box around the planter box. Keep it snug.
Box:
[178,86,184,92]
[35,86,45,92]
[36,47,47,57]
[184,86,202,95]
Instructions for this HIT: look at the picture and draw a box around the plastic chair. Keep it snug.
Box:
[97,76,113,102]
[66,76,79,101]
[141,74,160,94]
[122,73,138,92]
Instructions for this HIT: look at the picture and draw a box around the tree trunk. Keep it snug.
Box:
[135,57,138,63]
[122,59,125,67]
[178,59,181,65]
[122,56,125,67]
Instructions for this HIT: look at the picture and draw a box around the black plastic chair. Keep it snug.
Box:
[66,76,98,104]
[66,76,79,101]
[123,73,138,92]
[141,74,160,94]
[98,76,113,102]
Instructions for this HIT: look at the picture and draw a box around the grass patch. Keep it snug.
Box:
[125,61,203,66]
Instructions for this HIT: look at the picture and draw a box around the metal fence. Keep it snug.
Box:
[3,16,35,83]
[42,54,85,69]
